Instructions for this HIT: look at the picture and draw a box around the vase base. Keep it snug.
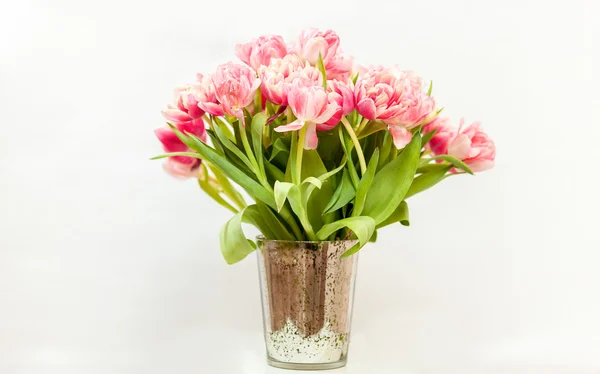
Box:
[267,358,347,371]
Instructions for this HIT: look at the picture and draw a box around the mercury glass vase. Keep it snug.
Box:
[256,237,360,370]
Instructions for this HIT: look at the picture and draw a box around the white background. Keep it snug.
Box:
[1,0,599,373]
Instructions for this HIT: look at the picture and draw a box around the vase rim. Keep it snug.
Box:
[256,235,358,244]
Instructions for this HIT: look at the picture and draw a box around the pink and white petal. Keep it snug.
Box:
[161,109,192,123]
[465,159,494,172]
[388,125,413,149]
[313,101,339,124]
[154,127,188,153]
[162,158,200,179]
[356,99,377,120]
[199,102,224,116]
[448,134,471,160]
[274,119,305,133]
[185,95,205,118]
[303,122,319,150]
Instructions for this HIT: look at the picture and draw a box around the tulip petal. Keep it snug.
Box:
[388,125,413,149]
[356,99,377,120]
[155,127,188,153]
[274,119,305,133]
[161,109,192,123]
[304,122,318,150]
[448,134,471,160]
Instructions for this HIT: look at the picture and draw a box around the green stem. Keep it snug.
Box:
[279,206,305,240]
[295,125,307,185]
[237,119,271,188]
[356,117,370,135]
[205,163,246,210]
[341,117,367,175]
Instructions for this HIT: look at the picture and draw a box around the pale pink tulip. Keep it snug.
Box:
[326,51,354,82]
[161,85,205,125]
[235,35,288,70]
[293,28,340,66]
[288,63,323,86]
[212,62,261,119]
[193,73,224,116]
[274,85,339,149]
[426,118,496,172]
[155,120,206,179]
[355,67,435,148]
[258,55,303,105]
[423,117,455,155]
[321,80,355,129]
[448,120,496,172]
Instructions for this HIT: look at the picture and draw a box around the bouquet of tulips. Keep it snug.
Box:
[153,28,496,264]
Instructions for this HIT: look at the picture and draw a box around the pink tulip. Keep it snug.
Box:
[235,35,289,71]
[321,79,355,129]
[274,84,339,149]
[425,118,496,172]
[212,62,261,120]
[355,67,435,148]
[292,28,354,83]
[423,117,455,155]
[161,85,205,125]
[155,120,206,179]
[258,55,303,105]
[326,51,354,82]
[288,63,323,86]
[193,73,224,116]
[293,28,340,67]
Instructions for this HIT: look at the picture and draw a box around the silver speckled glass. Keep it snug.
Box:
[256,237,359,370]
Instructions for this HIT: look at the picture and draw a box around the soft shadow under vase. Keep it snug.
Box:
[256,237,359,370]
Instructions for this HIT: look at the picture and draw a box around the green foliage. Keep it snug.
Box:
[361,132,421,225]
[323,169,356,214]
[153,110,475,264]
[316,216,376,258]
[406,165,451,198]
[219,207,257,264]
[419,155,473,175]
[378,201,410,228]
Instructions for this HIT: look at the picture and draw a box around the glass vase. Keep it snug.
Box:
[256,237,359,370]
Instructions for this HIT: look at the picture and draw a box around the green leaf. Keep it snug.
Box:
[317,53,327,88]
[357,120,387,139]
[352,148,379,217]
[264,157,285,183]
[323,169,356,214]
[164,127,277,209]
[378,131,393,171]
[378,200,409,228]
[244,202,295,241]
[251,113,268,178]
[220,207,258,264]
[212,120,255,172]
[339,127,360,188]
[301,150,336,229]
[421,129,437,149]
[419,155,473,175]
[416,163,446,174]
[197,175,237,213]
[369,229,378,243]
[427,81,433,96]
[205,163,246,210]
[302,176,322,190]
[269,137,290,161]
[273,181,315,239]
[213,116,235,142]
[316,216,376,257]
[406,165,451,198]
[361,132,421,225]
